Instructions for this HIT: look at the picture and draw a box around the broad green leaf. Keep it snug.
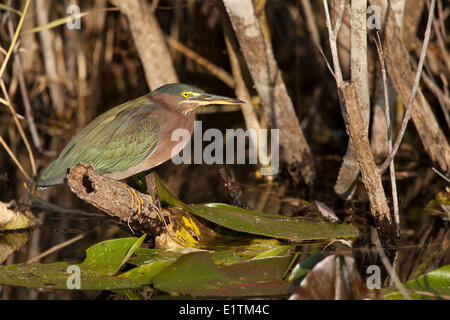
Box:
[0,262,132,290]
[0,237,150,290]
[385,265,450,299]
[404,265,450,295]
[152,251,292,297]
[119,260,173,284]
[118,234,146,270]
[130,238,288,267]
[129,248,185,267]
[80,237,143,276]
[251,245,290,260]
[154,173,359,241]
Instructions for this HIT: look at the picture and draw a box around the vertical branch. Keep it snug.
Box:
[223,0,316,185]
[109,0,178,89]
[371,0,403,162]
[300,0,321,46]
[323,0,396,251]
[219,3,271,176]
[334,0,371,198]
[223,33,271,176]
[7,16,42,152]
[35,0,65,118]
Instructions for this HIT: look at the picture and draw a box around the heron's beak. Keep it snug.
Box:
[192,93,244,106]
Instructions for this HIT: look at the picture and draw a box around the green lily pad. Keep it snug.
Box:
[130,238,290,268]
[152,251,293,297]
[0,236,149,290]
[154,173,359,241]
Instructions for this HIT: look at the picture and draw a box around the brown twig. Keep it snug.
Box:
[341,82,396,251]
[334,0,371,198]
[0,0,30,80]
[7,15,42,152]
[0,135,31,181]
[26,233,87,264]
[219,168,248,209]
[166,37,235,88]
[66,164,163,236]
[431,2,450,74]
[0,79,36,178]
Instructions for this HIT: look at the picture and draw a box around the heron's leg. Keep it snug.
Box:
[123,183,144,215]
[132,172,148,193]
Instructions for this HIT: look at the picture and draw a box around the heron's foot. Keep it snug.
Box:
[123,184,144,215]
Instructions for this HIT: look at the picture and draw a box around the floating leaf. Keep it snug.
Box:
[154,172,358,241]
[0,237,149,290]
[152,251,292,297]
[130,238,288,267]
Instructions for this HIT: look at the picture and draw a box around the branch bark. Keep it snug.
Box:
[340,82,396,251]
[334,0,371,198]
[67,164,219,248]
[67,164,163,236]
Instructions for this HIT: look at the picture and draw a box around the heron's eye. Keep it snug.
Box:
[182,91,191,98]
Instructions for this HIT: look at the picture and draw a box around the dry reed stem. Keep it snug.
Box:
[0,0,30,80]
[379,0,437,174]
[0,79,36,178]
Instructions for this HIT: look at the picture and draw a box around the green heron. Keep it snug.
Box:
[38,83,243,188]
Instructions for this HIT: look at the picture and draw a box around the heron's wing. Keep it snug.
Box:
[38,96,160,186]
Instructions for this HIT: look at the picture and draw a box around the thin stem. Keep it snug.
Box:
[0,0,31,79]
[0,136,31,181]
[7,14,42,152]
[0,79,37,178]
[375,32,399,234]
[372,228,412,300]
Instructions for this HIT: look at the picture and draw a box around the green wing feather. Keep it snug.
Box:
[38,95,160,186]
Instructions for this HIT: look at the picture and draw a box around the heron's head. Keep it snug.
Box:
[150,83,243,114]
